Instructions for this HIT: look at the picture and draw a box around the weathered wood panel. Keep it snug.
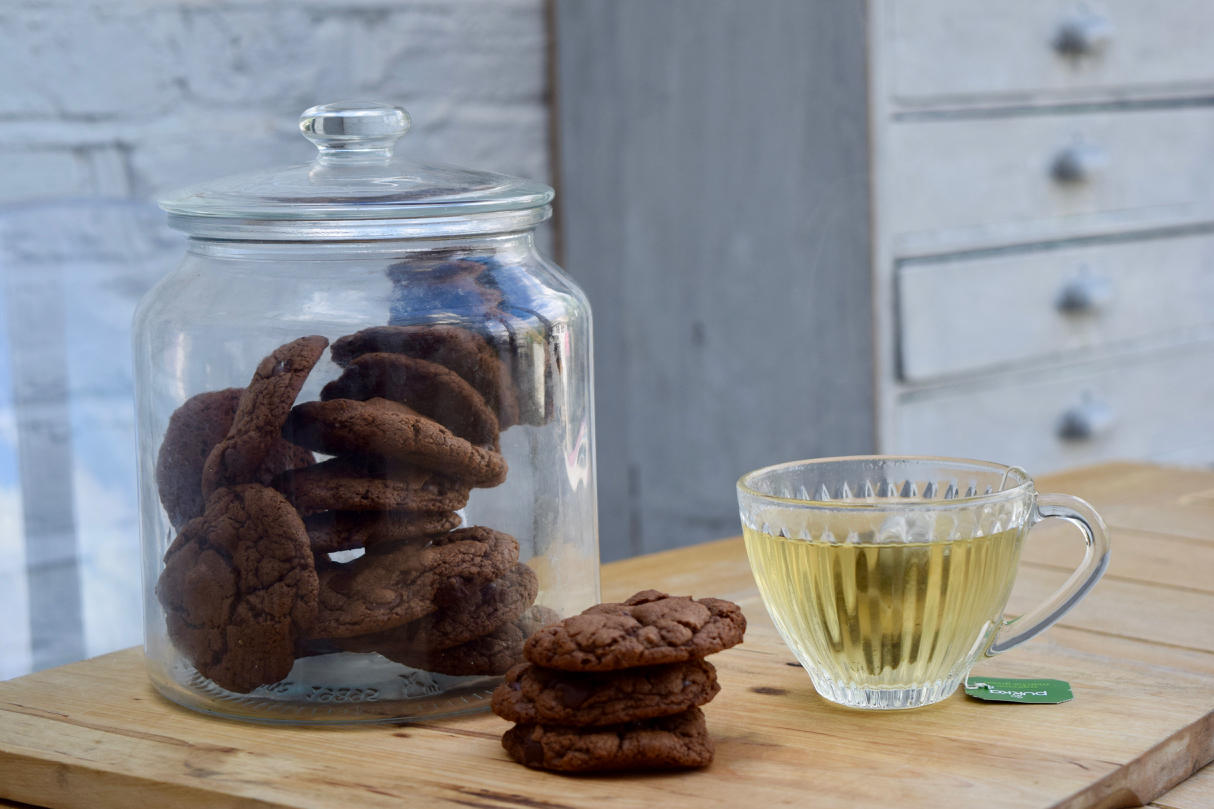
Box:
[894,339,1214,473]
[897,229,1214,383]
[886,107,1214,240]
[555,0,875,559]
[889,0,1214,106]
[1151,762,1214,809]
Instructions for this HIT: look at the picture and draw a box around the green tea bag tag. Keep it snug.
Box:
[964,676,1073,704]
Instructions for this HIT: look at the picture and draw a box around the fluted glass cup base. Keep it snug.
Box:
[808,671,964,710]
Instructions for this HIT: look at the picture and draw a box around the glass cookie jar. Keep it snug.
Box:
[133,102,599,723]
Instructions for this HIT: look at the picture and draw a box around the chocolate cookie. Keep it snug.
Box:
[272,456,471,514]
[284,398,507,487]
[338,562,538,654]
[155,484,318,693]
[524,591,746,672]
[307,527,520,638]
[492,659,719,728]
[321,352,500,447]
[381,604,559,676]
[303,510,462,554]
[201,336,328,497]
[156,388,314,529]
[330,325,520,429]
[502,707,714,772]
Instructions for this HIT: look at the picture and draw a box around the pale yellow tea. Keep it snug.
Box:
[743,523,1026,692]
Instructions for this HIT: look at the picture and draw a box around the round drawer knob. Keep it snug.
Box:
[1057,393,1116,441]
[1053,10,1113,56]
[1057,269,1114,313]
[1051,137,1107,183]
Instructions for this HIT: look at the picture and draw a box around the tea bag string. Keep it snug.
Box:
[999,466,1028,492]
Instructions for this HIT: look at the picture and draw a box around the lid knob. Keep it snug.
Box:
[300,101,410,160]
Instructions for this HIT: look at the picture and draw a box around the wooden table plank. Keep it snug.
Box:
[1178,488,1214,509]
[1042,627,1214,679]
[1,462,1212,809]
[1031,461,1214,545]
[1005,566,1214,653]
[1102,504,1214,544]
[1152,762,1214,809]
[1021,524,1214,594]
[598,535,757,603]
[1032,463,1214,507]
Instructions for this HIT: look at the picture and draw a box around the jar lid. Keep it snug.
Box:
[159,102,554,239]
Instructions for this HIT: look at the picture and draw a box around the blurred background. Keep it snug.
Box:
[1,0,1211,678]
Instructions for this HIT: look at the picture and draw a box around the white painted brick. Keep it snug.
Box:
[0,0,551,194]
[174,2,543,109]
[178,7,359,108]
[0,200,180,265]
[0,3,185,118]
[392,101,550,179]
[125,113,315,198]
[0,150,91,202]
[353,3,547,105]
[0,145,131,202]
[85,145,132,196]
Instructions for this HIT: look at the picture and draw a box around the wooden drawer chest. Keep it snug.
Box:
[873,0,1214,471]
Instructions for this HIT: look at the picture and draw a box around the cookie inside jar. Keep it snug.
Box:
[151,322,571,718]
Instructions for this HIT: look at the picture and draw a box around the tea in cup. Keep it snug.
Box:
[736,457,1110,709]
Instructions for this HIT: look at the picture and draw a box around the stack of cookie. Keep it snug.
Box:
[154,327,555,694]
[491,590,746,772]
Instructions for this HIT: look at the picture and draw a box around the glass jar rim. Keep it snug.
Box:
[164,206,551,241]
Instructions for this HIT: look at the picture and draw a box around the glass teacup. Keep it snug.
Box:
[736,456,1110,710]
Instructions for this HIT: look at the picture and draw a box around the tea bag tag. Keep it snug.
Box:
[964,676,1074,704]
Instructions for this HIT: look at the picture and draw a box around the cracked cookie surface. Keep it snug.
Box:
[302,510,462,554]
[523,590,746,672]
[330,325,520,429]
[201,336,328,496]
[379,604,558,676]
[284,397,507,487]
[306,526,519,639]
[492,658,719,727]
[272,456,471,514]
[338,562,538,654]
[155,484,318,693]
[321,352,500,447]
[502,707,714,772]
[156,388,314,529]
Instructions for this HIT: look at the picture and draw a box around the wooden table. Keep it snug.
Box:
[1,462,1212,809]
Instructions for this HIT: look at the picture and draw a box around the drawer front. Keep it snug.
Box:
[898,231,1214,382]
[892,343,1214,473]
[890,0,1214,105]
[887,107,1214,240]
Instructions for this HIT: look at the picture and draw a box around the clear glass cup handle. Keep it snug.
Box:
[986,493,1111,656]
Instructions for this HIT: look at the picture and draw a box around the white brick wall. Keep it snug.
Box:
[0,0,552,677]
[0,0,551,201]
